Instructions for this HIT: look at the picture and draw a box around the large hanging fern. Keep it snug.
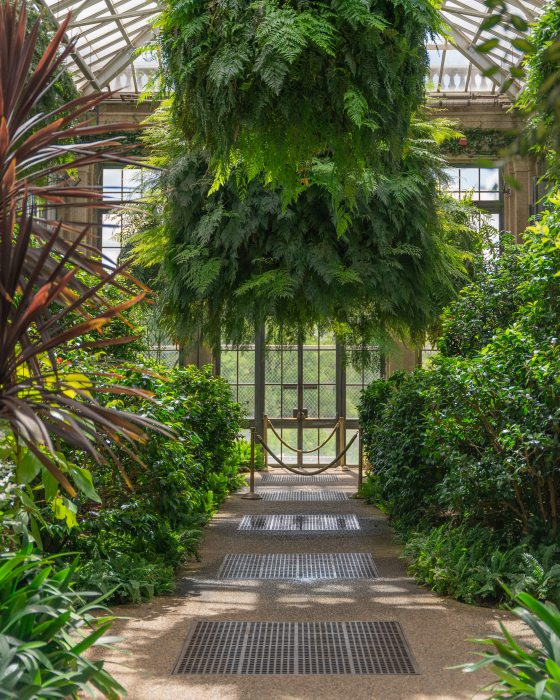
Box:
[159,0,440,203]
[129,104,482,351]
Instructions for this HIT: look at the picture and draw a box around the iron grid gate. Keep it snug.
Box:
[218,327,382,467]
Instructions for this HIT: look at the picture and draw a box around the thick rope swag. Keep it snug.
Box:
[266,418,340,454]
[255,431,358,476]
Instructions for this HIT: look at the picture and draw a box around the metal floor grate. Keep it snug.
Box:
[173,621,416,675]
[260,490,349,502]
[238,514,360,531]
[259,473,339,485]
[218,553,379,580]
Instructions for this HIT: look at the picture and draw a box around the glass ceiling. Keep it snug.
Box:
[41,0,545,96]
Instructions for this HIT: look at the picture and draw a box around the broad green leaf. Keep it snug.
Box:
[42,469,59,502]
[16,451,42,484]
[477,39,499,53]
[68,466,101,503]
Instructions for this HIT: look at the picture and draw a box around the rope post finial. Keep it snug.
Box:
[241,426,262,500]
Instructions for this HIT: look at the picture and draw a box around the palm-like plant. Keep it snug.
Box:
[462,592,560,699]
[0,0,166,496]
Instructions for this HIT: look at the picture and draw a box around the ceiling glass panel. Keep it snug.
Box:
[45,0,545,95]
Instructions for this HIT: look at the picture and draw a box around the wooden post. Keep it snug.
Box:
[241,427,262,499]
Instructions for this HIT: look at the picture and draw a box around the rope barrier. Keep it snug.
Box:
[255,430,359,476]
[266,418,340,455]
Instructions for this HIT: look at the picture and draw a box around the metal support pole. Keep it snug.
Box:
[241,427,262,499]
[358,427,364,488]
[262,414,269,470]
[339,416,349,471]
[351,427,365,499]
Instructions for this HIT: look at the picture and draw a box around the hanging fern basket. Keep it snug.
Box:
[160,0,440,201]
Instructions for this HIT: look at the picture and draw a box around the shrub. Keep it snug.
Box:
[0,545,123,699]
[437,234,522,358]
[228,439,266,472]
[404,524,525,605]
[56,359,245,603]
[425,331,560,539]
[358,370,442,531]
[73,551,174,604]
[359,201,560,605]
[462,593,560,699]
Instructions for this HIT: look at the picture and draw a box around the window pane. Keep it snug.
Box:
[459,168,478,191]
[319,350,336,383]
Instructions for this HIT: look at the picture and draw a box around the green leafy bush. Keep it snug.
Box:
[359,200,560,605]
[404,524,526,605]
[462,593,560,699]
[359,370,442,531]
[228,439,266,472]
[57,359,245,603]
[0,545,123,699]
[73,551,174,604]
[437,234,522,358]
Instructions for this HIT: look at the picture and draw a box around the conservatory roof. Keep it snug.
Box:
[42,0,545,97]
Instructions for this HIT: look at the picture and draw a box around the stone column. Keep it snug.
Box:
[503,156,537,239]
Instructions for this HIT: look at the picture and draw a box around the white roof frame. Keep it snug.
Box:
[43,0,546,96]
[44,0,160,92]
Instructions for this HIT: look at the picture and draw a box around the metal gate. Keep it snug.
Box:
[263,330,340,466]
[218,327,381,467]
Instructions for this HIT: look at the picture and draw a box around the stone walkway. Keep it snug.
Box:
[98,468,531,699]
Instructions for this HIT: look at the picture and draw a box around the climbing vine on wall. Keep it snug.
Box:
[440,128,517,158]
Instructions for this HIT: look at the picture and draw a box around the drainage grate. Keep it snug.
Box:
[260,490,349,502]
[173,621,416,675]
[260,473,339,485]
[238,514,360,531]
[218,553,378,580]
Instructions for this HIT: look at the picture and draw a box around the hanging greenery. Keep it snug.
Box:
[440,128,516,158]
[130,104,484,352]
[30,1,78,112]
[515,0,560,179]
[158,0,440,203]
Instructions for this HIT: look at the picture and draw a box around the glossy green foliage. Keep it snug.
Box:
[462,593,560,699]
[359,370,442,531]
[159,0,439,202]
[0,545,124,699]
[359,200,560,604]
[516,0,560,178]
[59,359,245,603]
[437,234,522,357]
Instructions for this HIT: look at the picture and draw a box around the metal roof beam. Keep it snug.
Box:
[83,26,154,93]
[35,0,102,90]
[68,9,158,27]
[446,24,520,97]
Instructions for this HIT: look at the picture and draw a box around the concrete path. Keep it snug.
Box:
[98,468,531,699]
